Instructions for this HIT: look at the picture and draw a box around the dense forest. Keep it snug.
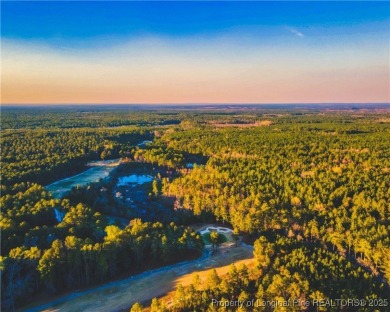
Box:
[1,127,154,188]
[132,237,388,312]
[1,107,389,311]
[163,123,390,266]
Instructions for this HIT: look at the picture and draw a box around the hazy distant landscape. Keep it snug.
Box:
[2,1,389,311]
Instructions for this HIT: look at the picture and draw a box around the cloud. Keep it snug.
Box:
[286,26,305,38]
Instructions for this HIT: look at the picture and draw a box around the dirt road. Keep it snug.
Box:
[24,244,254,312]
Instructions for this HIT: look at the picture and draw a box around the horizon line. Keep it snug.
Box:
[2,102,390,107]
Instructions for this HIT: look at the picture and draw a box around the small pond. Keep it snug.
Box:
[116,175,153,186]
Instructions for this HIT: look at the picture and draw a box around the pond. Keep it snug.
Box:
[116,174,153,186]
[45,159,121,198]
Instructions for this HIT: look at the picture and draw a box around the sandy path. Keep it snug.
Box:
[25,244,253,312]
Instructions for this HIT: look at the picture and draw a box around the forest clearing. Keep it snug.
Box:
[25,241,253,312]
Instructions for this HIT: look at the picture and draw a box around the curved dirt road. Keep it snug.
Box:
[24,244,253,312]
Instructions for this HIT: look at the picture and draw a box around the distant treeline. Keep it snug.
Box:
[2,106,387,129]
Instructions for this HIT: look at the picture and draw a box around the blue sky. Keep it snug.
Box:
[3,2,389,39]
[2,1,389,104]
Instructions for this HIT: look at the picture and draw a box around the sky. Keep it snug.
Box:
[1,1,389,105]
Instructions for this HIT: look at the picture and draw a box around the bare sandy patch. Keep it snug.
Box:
[27,243,253,312]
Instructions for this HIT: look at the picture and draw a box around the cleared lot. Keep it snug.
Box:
[25,240,253,312]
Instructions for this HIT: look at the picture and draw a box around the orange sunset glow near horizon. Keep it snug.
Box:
[1,2,389,105]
